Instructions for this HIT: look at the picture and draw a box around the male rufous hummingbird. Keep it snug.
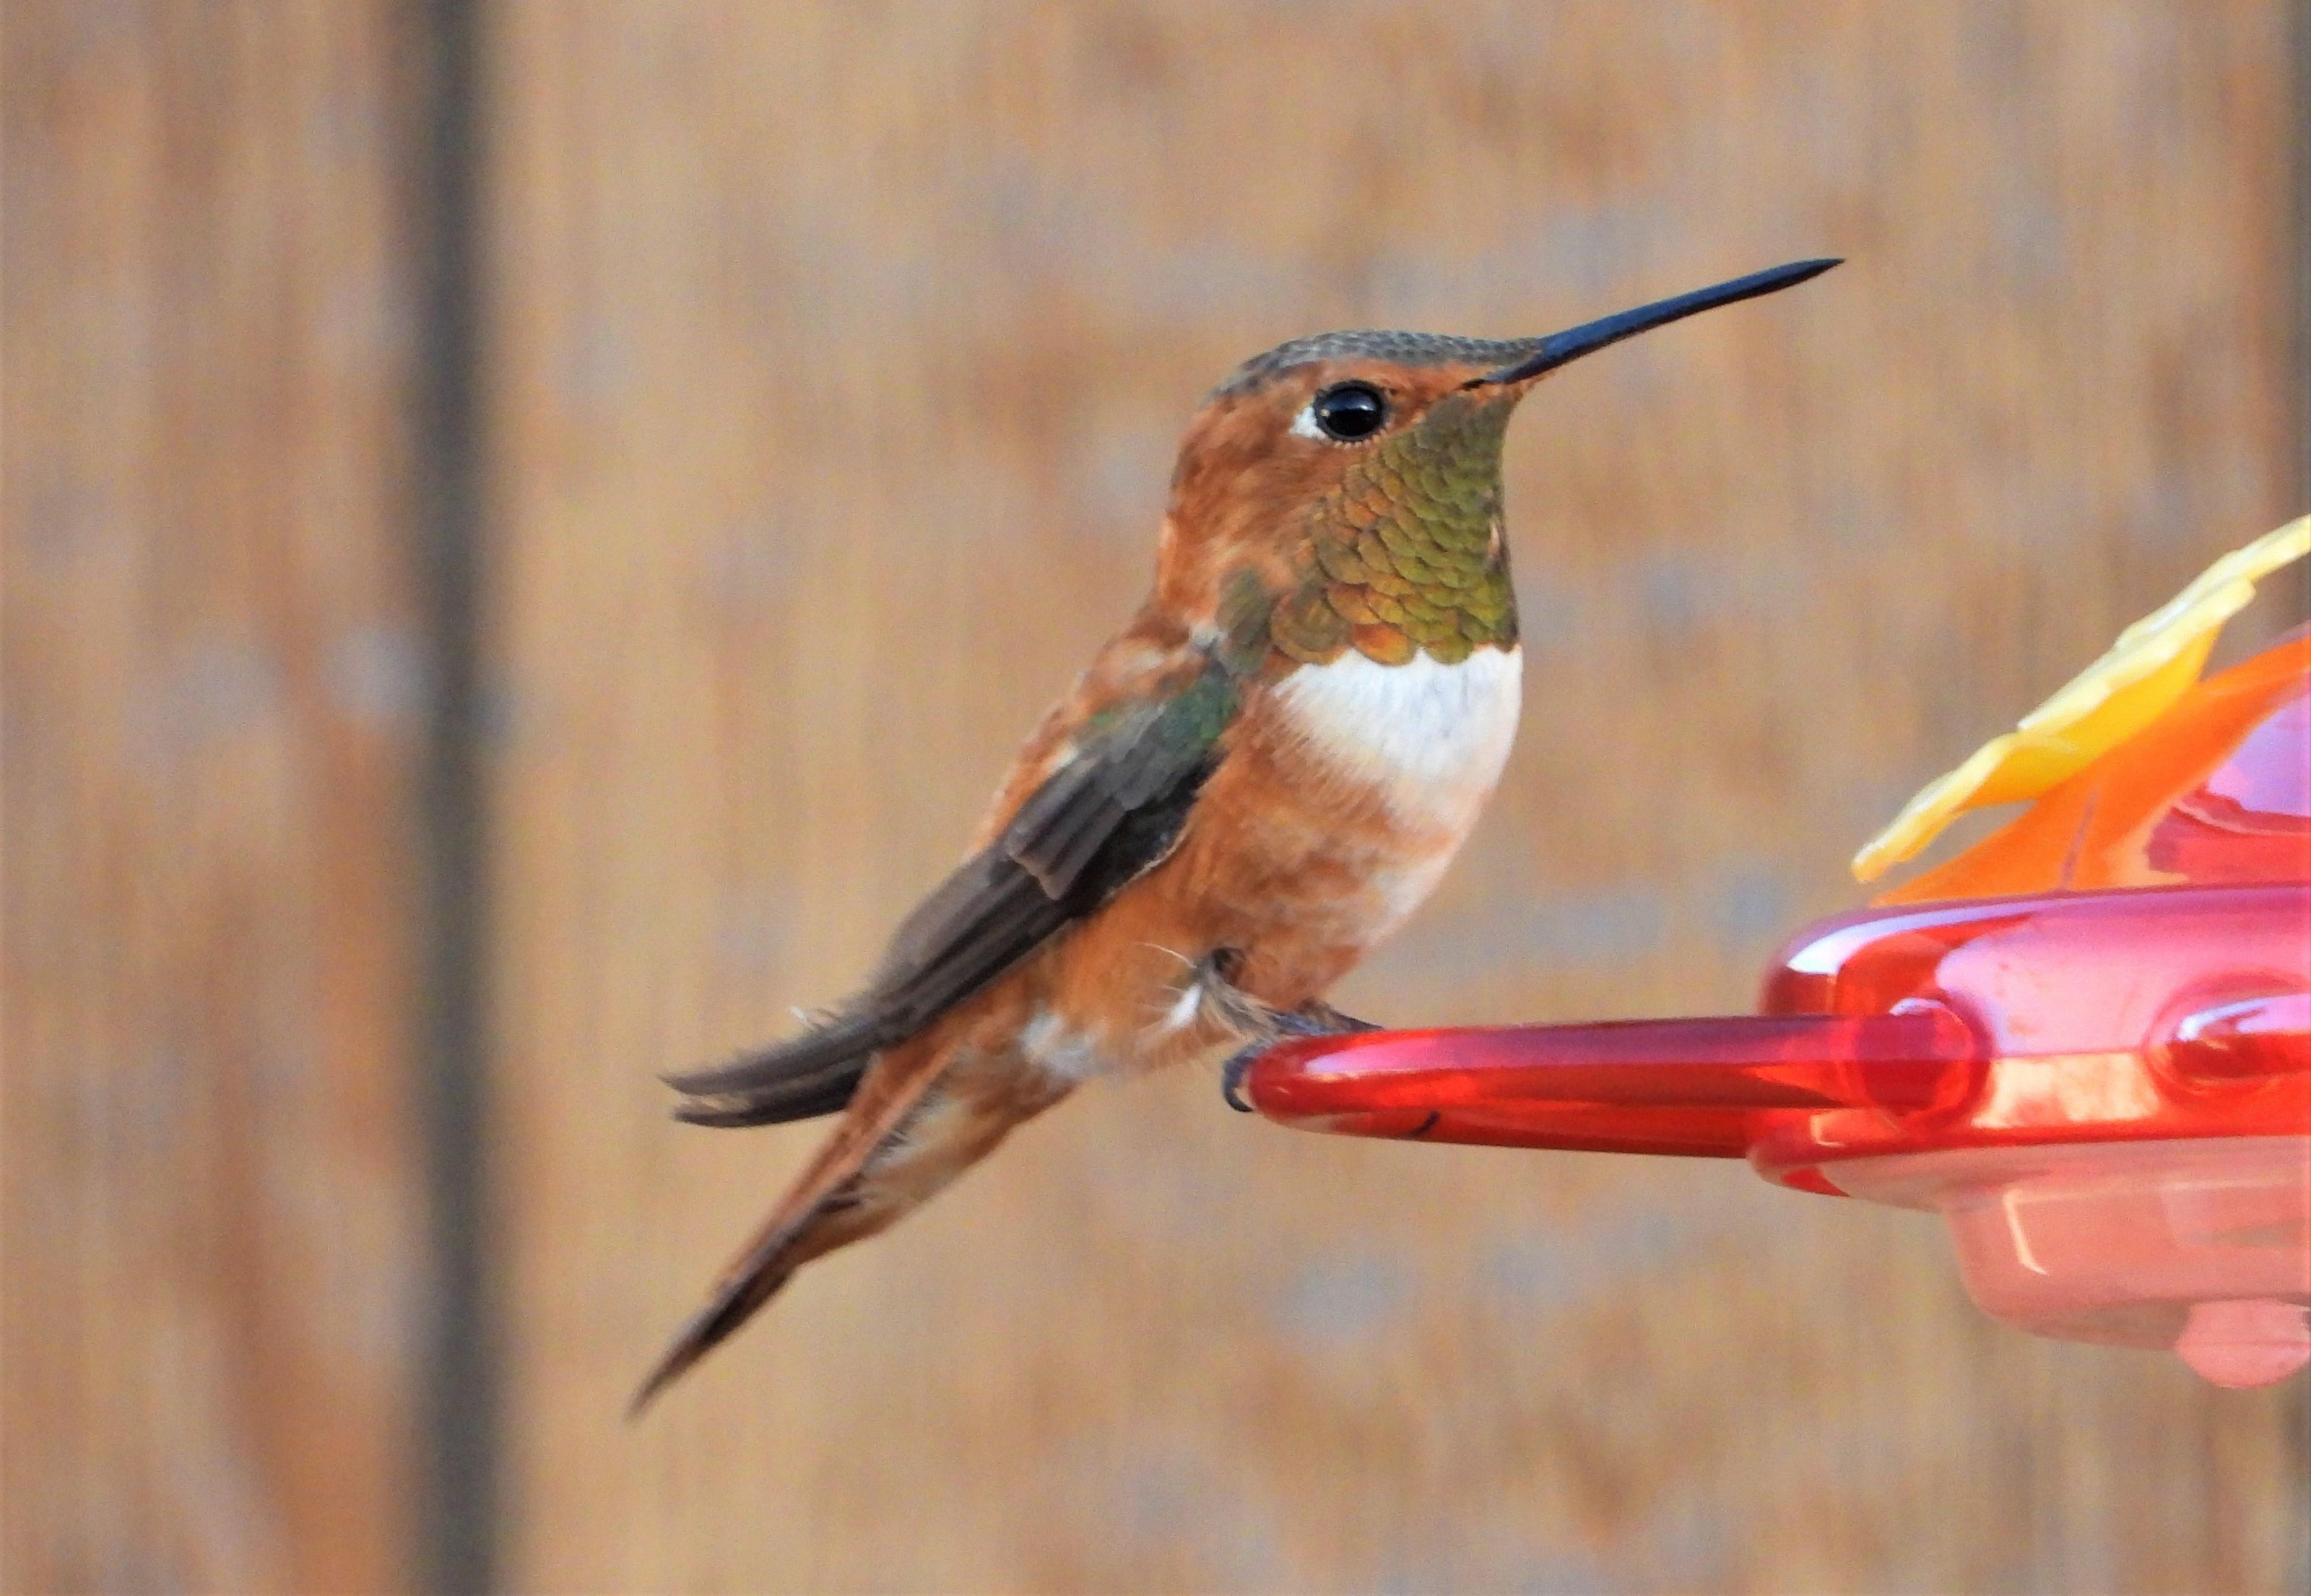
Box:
[635,257,1838,1410]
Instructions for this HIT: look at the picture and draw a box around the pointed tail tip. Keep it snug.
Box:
[625,1340,700,1422]
[625,1262,793,1421]
[628,1297,734,1421]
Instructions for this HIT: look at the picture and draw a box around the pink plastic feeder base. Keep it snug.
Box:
[1825,1137,2310,1387]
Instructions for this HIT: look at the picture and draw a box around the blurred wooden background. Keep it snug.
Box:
[6,2,2307,1592]
[6,4,427,1592]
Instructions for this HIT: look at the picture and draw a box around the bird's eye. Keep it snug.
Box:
[1308,382,1389,442]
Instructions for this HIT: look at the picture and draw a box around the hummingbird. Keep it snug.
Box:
[634,257,1839,1410]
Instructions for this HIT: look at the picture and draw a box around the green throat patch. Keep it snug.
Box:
[1268,391,1519,667]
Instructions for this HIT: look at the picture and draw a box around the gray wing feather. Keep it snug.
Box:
[664,663,1236,1125]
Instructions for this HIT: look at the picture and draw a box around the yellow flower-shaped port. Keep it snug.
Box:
[1852,516,2311,883]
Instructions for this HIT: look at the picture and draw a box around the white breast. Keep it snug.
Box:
[1272,645,1522,835]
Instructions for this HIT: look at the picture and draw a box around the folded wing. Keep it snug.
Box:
[664,658,1239,1126]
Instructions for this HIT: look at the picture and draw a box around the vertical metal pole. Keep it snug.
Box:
[410,0,495,1589]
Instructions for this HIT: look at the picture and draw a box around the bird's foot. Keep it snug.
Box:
[1220,1001,1382,1114]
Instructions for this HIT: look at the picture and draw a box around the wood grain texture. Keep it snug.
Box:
[2,4,425,1590]
[479,5,2311,1591]
[485,3,2305,1592]
[7,1,2304,1592]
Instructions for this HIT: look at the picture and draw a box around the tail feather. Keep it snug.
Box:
[630,1039,950,1415]
[628,1216,812,1416]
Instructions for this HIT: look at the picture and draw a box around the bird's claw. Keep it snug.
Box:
[1220,1005,1381,1114]
[1220,1044,1262,1113]
[1220,1010,1317,1113]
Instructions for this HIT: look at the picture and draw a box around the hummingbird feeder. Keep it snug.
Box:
[1244,520,2311,1388]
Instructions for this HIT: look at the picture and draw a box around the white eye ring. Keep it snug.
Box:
[1288,403,1330,441]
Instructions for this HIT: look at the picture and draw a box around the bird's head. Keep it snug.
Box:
[1154,259,1839,667]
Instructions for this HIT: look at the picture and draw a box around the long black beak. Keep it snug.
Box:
[1472,258,1841,387]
